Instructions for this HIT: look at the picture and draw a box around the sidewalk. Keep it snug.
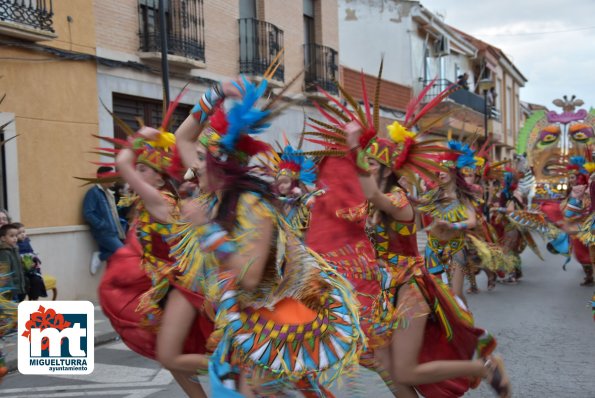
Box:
[2,304,117,373]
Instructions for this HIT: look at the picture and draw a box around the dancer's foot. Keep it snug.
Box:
[503,275,517,285]
[487,274,497,291]
[484,355,511,398]
[467,286,480,294]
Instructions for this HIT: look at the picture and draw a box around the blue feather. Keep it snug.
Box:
[280,145,317,185]
[569,155,587,174]
[447,140,476,170]
[220,76,271,153]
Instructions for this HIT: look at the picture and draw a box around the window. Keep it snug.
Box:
[138,0,205,61]
[112,94,191,141]
[0,0,54,33]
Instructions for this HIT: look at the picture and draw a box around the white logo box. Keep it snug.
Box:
[18,301,94,375]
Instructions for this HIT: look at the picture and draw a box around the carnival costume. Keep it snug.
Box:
[303,71,498,397]
[173,75,364,396]
[273,142,324,237]
[301,68,450,352]
[419,141,486,284]
[91,96,214,360]
[0,262,17,379]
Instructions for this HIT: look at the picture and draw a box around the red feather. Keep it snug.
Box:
[405,77,438,127]
[166,145,186,182]
[161,88,188,130]
[360,71,373,128]
[210,106,229,134]
[304,137,348,151]
[409,84,457,128]
[311,100,345,128]
[236,135,272,156]
[316,87,361,127]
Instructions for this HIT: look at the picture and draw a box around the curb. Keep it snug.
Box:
[6,331,120,373]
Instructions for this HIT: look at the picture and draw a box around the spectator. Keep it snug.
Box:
[0,223,27,302]
[456,72,470,90]
[0,209,10,227]
[14,222,47,300]
[83,166,125,275]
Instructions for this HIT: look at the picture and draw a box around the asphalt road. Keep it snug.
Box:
[2,243,594,397]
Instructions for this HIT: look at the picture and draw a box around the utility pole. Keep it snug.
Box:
[159,0,170,107]
[483,89,489,141]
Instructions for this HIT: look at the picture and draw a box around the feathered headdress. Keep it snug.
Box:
[276,143,317,186]
[567,155,587,175]
[75,89,189,186]
[198,77,273,164]
[302,59,456,183]
[446,140,477,172]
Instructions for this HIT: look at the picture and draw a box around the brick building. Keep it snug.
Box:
[0,0,340,300]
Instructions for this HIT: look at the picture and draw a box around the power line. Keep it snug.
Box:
[478,25,595,37]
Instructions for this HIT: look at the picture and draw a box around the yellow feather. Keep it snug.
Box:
[387,121,415,143]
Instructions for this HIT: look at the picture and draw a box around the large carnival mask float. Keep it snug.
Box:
[516,95,595,199]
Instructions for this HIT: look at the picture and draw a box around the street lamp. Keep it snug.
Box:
[159,0,170,107]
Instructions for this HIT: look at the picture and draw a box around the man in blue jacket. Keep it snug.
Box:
[83,167,125,275]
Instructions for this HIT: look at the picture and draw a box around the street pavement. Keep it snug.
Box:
[2,241,594,397]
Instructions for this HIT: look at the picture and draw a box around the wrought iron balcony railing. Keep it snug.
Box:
[138,0,205,62]
[304,43,338,94]
[0,0,54,33]
[422,79,486,115]
[239,18,284,81]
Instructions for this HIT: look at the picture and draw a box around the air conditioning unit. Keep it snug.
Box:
[433,35,450,57]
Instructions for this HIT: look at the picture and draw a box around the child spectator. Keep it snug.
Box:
[0,224,27,302]
[14,222,47,300]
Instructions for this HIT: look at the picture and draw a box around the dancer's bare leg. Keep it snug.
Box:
[171,370,207,398]
[156,289,208,396]
[391,284,486,385]
[374,345,417,397]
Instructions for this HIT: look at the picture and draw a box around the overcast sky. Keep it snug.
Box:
[421,0,595,110]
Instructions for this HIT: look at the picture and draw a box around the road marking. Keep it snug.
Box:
[2,369,173,394]
[10,388,164,398]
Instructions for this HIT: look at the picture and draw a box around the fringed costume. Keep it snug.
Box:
[0,262,17,379]
[419,189,470,284]
[174,74,363,396]
[93,98,214,360]
[273,142,323,238]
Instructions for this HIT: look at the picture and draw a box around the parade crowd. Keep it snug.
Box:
[2,68,594,398]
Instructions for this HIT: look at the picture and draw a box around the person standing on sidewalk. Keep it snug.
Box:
[83,166,125,275]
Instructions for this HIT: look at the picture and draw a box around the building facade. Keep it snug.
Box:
[338,0,527,161]
[0,0,101,300]
[0,0,339,300]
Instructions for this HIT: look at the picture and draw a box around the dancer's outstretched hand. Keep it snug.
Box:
[345,121,363,149]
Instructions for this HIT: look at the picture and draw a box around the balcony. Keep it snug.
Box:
[239,18,284,82]
[0,0,56,41]
[304,43,338,95]
[422,79,486,115]
[138,0,205,68]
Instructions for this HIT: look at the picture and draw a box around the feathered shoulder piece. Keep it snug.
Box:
[76,90,187,185]
[302,60,456,183]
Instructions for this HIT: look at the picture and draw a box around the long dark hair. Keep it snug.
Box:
[207,153,275,232]
[375,164,408,225]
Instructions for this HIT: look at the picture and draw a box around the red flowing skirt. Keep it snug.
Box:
[415,271,486,398]
[98,229,213,359]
